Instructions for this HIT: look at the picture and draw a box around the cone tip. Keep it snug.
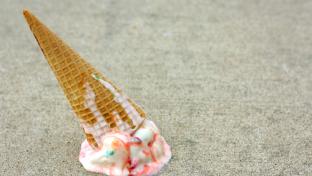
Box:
[23,9,35,26]
[23,9,31,17]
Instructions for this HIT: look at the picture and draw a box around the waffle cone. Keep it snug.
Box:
[23,10,145,149]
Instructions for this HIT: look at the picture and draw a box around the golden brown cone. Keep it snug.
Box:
[23,10,146,149]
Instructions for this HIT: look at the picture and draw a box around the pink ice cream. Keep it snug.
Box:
[79,120,171,176]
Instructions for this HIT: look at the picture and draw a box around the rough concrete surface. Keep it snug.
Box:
[1,0,312,175]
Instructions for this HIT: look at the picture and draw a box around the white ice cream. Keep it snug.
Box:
[79,120,171,176]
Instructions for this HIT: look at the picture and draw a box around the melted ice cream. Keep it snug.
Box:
[79,120,171,176]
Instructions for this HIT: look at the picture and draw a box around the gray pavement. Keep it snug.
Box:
[1,0,312,175]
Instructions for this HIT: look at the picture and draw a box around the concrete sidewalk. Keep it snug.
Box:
[1,0,312,175]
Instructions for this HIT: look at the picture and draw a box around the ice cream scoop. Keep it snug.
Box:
[79,120,171,175]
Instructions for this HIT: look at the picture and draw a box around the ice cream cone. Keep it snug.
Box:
[23,10,145,149]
